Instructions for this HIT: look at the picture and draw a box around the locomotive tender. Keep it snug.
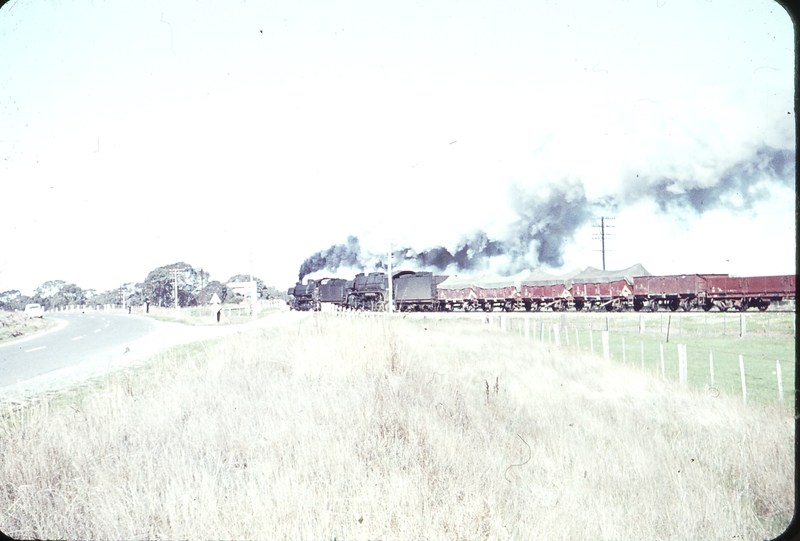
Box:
[288,264,795,313]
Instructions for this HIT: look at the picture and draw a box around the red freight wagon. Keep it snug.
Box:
[632,274,726,311]
[436,275,479,311]
[571,280,633,311]
[519,283,572,311]
[474,285,520,312]
[437,287,475,301]
[437,286,476,310]
[705,274,796,311]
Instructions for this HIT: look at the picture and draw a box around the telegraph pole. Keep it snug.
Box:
[601,217,606,270]
[387,243,393,313]
[593,217,615,270]
[171,267,180,314]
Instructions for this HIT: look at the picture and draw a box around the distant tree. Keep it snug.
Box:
[32,280,67,310]
[49,283,86,309]
[143,263,207,308]
[87,288,120,308]
[0,290,33,312]
[263,285,289,302]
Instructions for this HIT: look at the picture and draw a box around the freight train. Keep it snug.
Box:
[287,264,796,313]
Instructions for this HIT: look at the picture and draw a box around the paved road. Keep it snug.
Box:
[0,310,309,402]
[0,313,159,393]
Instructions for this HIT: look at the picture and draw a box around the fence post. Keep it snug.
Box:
[640,341,644,369]
[541,321,545,342]
[602,331,610,361]
[739,313,746,338]
[639,315,644,334]
[575,328,580,351]
[739,355,747,404]
[678,344,688,386]
[776,360,784,403]
[622,335,626,364]
[660,343,665,378]
[564,325,569,345]
[709,350,715,389]
[590,327,594,356]
[525,319,530,340]
[500,315,506,332]
[554,325,561,347]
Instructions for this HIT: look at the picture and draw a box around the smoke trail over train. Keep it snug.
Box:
[297,145,794,281]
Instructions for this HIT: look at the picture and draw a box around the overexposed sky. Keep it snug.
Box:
[0,0,795,294]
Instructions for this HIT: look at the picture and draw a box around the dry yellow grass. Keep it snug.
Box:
[0,313,793,540]
[0,310,57,343]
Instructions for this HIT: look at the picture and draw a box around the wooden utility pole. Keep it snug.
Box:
[593,216,614,270]
[171,268,180,310]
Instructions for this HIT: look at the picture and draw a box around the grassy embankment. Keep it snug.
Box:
[0,312,793,540]
[0,311,57,343]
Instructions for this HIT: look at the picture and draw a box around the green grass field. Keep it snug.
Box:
[441,311,796,409]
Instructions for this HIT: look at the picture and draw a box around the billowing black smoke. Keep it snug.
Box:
[296,145,794,279]
[397,232,507,272]
[297,179,596,278]
[505,178,596,268]
[298,235,363,281]
[628,146,795,213]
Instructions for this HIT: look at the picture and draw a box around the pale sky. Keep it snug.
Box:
[0,0,795,295]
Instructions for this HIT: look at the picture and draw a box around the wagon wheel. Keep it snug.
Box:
[758,304,769,312]
[483,302,494,312]
[650,302,659,312]
[738,300,749,312]
[524,302,532,312]
[463,303,473,312]
[574,300,585,312]
[503,301,515,312]
[702,301,713,312]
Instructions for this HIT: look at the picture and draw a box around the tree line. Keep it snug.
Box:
[0,262,288,312]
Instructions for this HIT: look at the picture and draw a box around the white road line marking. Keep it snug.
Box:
[94,329,102,333]
[72,335,85,341]
[25,346,46,352]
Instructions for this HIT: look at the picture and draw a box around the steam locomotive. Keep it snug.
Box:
[287,264,796,313]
